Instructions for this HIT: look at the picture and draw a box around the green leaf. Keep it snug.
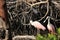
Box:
[48,33,57,40]
[57,28,60,34]
[36,34,44,40]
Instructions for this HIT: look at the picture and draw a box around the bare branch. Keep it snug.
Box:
[13,35,36,40]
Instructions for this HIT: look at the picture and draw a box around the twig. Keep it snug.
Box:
[31,1,47,6]
[6,1,17,4]
[12,35,36,40]
[38,1,49,21]
[23,1,32,6]
[52,1,60,8]
[44,16,60,23]
[4,30,8,40]
[50,6,53,17]
[50,17,60,21]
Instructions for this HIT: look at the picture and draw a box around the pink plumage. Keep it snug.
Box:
[30,20,46,31]
[47,17,56,34]
[47,23,56,34]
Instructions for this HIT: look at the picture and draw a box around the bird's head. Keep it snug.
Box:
[47,16,50,19]
[30,20,33,23]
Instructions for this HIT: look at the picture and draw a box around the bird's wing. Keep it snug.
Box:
[50,24,55,31]
[47,24,55,32]
[47,24,52,30]
[32,21,46,30]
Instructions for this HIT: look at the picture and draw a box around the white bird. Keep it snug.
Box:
[30,20,46,31]
[47,17,56,34]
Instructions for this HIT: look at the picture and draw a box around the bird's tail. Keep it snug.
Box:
[41,26,46,31]
[50,31,57,35]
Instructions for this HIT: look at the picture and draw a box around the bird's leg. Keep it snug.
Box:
[37,29,40,34]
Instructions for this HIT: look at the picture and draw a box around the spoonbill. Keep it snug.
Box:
[47,17,56,34]
[30,20,46,31]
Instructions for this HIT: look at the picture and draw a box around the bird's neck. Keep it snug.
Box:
[48,18,50,25]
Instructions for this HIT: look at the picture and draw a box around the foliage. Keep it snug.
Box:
[36,27,60,40]
[36,33,57,40]
[57,28,60,35]
[48,33,57,40]
[36,34,44,40]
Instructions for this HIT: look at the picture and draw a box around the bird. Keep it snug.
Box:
[47,17,56,34]
[30,20,46,31]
